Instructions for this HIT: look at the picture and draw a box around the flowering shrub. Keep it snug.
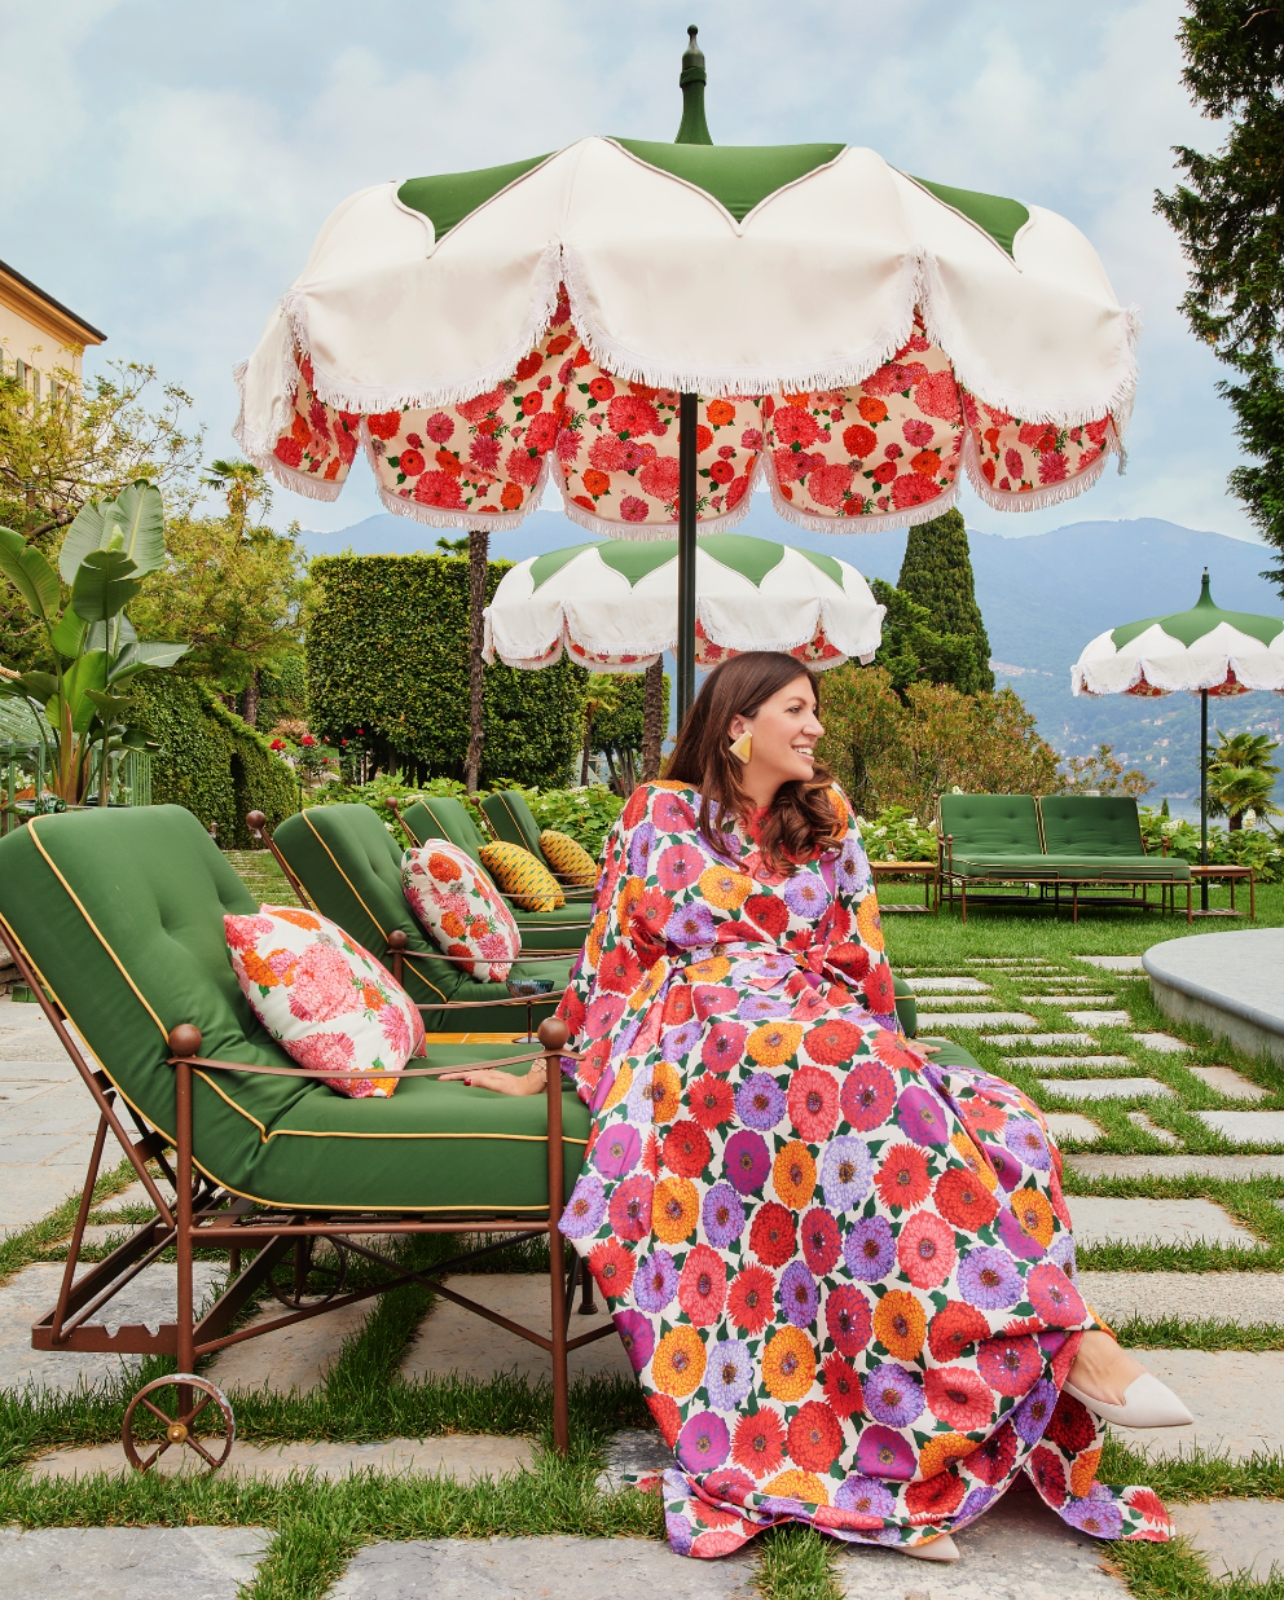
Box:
[1137,807,1284,883]
[853,805,938,863]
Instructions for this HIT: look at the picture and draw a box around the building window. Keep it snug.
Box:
[30,369,40,400]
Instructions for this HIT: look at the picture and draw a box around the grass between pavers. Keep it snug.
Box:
[224,849,304,910]
[0,1159,140,1290]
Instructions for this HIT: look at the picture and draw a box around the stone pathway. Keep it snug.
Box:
[1187,1066,1269,1100]
[1066,1010,1133,1027]
[1065,1196,1260,1249]
[206,1293,373,1396]
[1132,1032,1189,1054]
[1008,1056,1133,1070]
[0,1526,270,1600]
[989,1033,1097,1048]
[1197,1109,1284,1142]
[1044,1113,1103,1144]
[1067,1152,1284,1179]
[1077,955,1146,971]
[1039,1077,1173,1101]
[1079,1270,1284,1324]
[30,1434,535,1483]
[917,1012,1040,1030]
[1170,1497,1284,1582]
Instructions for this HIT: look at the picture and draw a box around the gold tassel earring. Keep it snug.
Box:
[729,732,753,764]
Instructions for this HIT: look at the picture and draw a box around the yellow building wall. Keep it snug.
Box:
[0,269,104,397]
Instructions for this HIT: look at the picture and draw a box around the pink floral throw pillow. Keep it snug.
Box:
[224,905,424,1098]
[402,841,521,981]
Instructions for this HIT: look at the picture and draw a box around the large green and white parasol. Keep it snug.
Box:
[236,26,1134,772]
[1072,571,1284,908]
[483,534,885,672]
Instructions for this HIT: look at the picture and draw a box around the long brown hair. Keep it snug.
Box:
[664,652,845,869]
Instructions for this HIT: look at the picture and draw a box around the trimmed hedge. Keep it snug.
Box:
[307,554,585,787]
[131,675,300,847]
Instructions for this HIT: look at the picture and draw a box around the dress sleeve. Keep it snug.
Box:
[820,786,899,1018]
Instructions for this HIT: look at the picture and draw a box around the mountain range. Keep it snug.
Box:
[300,506,1284,806]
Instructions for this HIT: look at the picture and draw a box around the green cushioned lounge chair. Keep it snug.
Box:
[395,795,593,951]
[478,791,596,898]
[0,805,605,1468]
[262,805,572,1033]
[938,793,1191,923]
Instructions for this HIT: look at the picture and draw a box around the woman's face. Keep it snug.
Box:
[729,674,824,790]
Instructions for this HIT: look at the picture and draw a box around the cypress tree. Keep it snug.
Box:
[894,509,995,693]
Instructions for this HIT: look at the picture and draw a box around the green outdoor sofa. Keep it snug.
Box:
[395,795,594,951]
[936,794,1191,922]
[478,791,597,896]
[264,804,572,1032]
[0,804,602,1468]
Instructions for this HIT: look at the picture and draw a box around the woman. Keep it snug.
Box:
[453,652,1186,1561]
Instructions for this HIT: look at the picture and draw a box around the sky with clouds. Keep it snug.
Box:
[2,0,1256,546]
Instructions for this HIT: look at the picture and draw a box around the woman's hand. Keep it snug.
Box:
[437,1066,547,1095]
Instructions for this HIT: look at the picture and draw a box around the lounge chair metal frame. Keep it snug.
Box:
[1,902,608,1475]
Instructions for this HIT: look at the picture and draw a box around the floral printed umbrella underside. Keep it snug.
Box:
[483,534,885,671]
[236,140,1133,541]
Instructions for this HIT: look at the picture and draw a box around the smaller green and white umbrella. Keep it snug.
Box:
[1071,570,1284,907]
[483,532,885,672]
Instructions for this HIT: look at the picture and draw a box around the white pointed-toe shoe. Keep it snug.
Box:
[1064,1372,1194,1429]
[903,1533,960,1562]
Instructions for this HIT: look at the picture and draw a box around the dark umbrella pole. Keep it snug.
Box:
[1200,687,1209,912]
[677,392,698,725]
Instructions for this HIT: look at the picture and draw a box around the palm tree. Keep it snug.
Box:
[1207,729,1282,830]
[580,675,621,786]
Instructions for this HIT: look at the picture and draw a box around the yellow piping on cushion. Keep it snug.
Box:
[299,809,450,1005]
[27,819,169,1039]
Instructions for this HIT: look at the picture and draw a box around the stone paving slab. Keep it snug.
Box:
[1078,955,1145,971]
[1124,1349,1284,1460]
[206,1293,373,1396]
[1067,1153,1284,1180]
[1133,1032,1190,1054]
[906,977,991,992]
[917,1013,1039,1030]
[401,1274,631,1384]
[1066,1196,1259,1248]
[598,1426,670,1491]
[1039,1078,1173,1102]
[839,1482,1129,1598]
[1197,1109,1284,1144]
[1021,996,1114,1007]
[1170,1497,1284,1582]
[1188,1065,1270,1100]
[1067,1010,1133,1027]
[1010,1056,1134,1071]
[968,957,1052,964]
[30,1434,535,1483]
[1125,1112,1179,1146]
[0,1261,224,1393]
[1045,1114,1104,1144]
[1078,1271,1284,1326]
[908,995,1007,1009]
[989,1034,1097,1048]
[328,1535,757,1599]
[0,1525,270,1600]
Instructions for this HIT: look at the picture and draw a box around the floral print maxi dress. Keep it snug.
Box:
[556,783,1171,1558]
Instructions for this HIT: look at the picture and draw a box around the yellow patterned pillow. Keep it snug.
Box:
[479,841,566,912]
[539,828,598,887]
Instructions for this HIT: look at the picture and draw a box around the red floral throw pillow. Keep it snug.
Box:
[224,905,424,1098]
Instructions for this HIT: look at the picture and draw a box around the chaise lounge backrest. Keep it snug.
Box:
[0,806,317,1185]
[1038,795,1145,856]
[479,791,544,857]
[401,796,490,867]
[937,794,1046,858]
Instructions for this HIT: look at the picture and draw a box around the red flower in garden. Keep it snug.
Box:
[727,1265,775,1335]
[820,1354,864,1418]
[787,1401,843,1473]
[678,1243,727,1325]
[301,735,315,746]
[270,738,286,751]
[749,1201,795,1267]
[662,1120,712,1179]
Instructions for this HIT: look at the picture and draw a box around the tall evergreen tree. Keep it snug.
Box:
[1154,3,1284,593]
[893,509,994,692]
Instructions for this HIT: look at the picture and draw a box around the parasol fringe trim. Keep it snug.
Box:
[763,464,964,536]
[360,428,552,531]
[1072,657,1284,697]
[961,429,1113,513]
[554,478,759,542]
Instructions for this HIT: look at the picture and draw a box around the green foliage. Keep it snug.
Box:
[256,651,308,730]
[1207,728,1282,828]
[819,664,1059,819]
[309,773,484,845]
[592,674,645,753]
[893,509,995,692]
[852,803,937,862]
[131,673,298,848]
[1060,741,1154,798]
[869,578,982,698]
[1154,3,1284,588]
[307,554,585,787]
[1138,804,1284,882]
[520,786,625,857]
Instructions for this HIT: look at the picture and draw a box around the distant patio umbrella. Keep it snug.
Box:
[484,532,885,776]
[1071,570,1284,910]
[236,27,1136,782]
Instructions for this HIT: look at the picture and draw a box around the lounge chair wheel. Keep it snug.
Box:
[122,1374,235,1474]
[268,1235,349,1309]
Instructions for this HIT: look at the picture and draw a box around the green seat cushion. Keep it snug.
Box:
[275,806,570,1028]
[480,791,544,856]
[950,852,1188,883]
[0,807,583,1213]
[1039,796,1146,856]
[949,853,1062,881]
[938,794,1044,856]
[402,796,490,860]
[893,973,917,1039]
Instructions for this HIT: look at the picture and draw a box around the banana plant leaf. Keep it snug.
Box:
[70,550,144,624]
[0,529,61,622]
[59,481,165,582]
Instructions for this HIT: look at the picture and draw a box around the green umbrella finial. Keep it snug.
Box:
[1197,568,1214,607]
[675,24,713,145]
